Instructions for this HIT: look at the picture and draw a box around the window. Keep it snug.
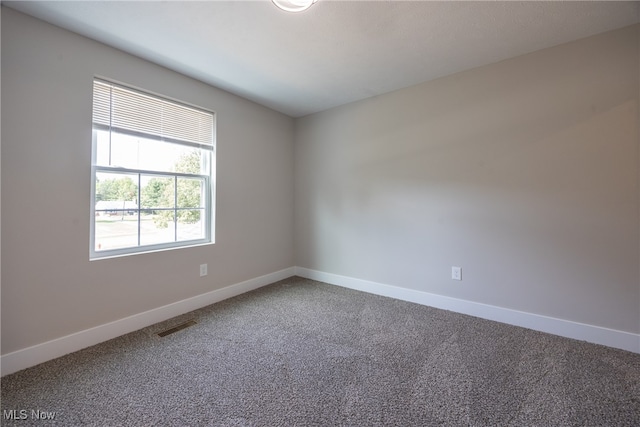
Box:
[91,79,215,259]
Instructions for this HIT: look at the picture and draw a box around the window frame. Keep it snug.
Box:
[90,78,216,260]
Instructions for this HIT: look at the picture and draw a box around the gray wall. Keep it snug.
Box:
[295,24,640,334]
[1,8,294,355]
[2,7,639,359]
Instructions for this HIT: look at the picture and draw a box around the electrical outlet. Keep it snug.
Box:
[452,266,462,281]
[200,264,208,277]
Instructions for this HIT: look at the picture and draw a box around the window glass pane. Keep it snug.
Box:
[95,212,139,252]
[94,172,139,208]
[173,150,205,174]
[94,130,207,175]
[94,171,139,252]
[141,176,175,209]
[177,178,204,209]
[139,209,176,247]
[177,210,205,242]
[95,130,111,166]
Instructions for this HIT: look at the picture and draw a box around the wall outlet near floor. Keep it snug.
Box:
[200,264,208,277]
[452,266,462,281]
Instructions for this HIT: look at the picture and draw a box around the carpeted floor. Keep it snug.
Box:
[1,276,639,426]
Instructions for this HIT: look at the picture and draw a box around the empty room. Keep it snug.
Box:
[1,1,639,425]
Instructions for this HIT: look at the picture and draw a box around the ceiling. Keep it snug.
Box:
[5,1,640,118]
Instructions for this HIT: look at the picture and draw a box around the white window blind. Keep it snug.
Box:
[92,79,214,147]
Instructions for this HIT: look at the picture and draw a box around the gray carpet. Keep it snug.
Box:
[1,276,639,426]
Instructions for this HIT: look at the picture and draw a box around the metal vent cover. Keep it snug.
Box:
[157,320,197,337]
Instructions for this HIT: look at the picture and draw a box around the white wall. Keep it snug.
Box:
[1,8,294,356]
[295,25,640,336]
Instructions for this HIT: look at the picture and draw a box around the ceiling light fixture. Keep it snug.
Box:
[272,0,318,13]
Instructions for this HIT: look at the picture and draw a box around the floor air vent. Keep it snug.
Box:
[157,320,197,337]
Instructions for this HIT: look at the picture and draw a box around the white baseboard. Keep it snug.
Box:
[295,267,640,354]
[1,267,296,376]
[4,265,637,376]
